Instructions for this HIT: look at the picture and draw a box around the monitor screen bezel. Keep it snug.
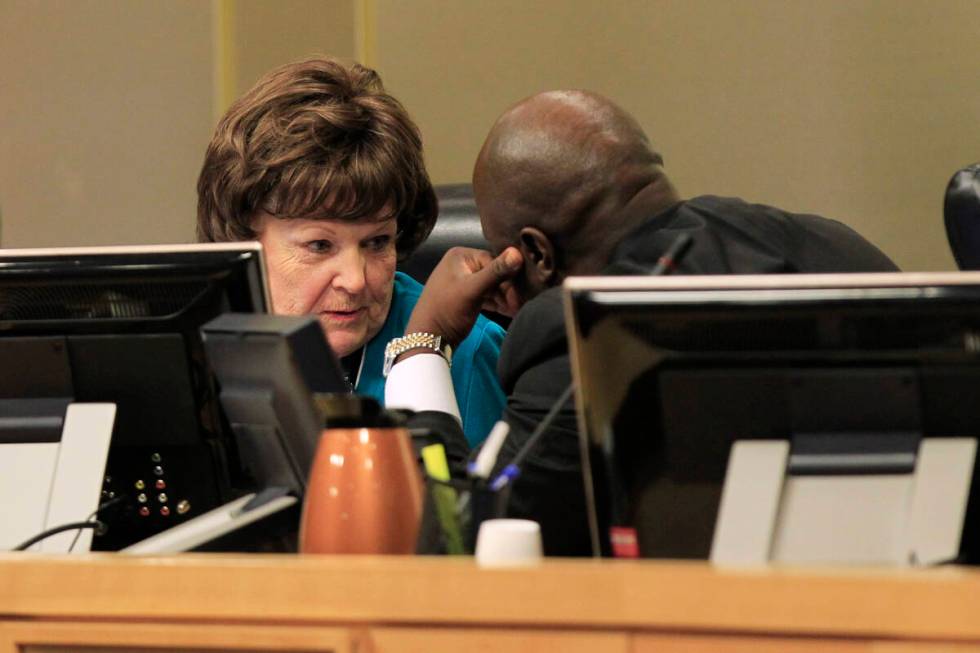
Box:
[564,271,980,558]
[0,241,273,549]
[565,271,980,450]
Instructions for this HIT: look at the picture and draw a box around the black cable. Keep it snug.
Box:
[67,495,125,553]
[648,233,694,275]
[489,383,575,491]
[12,520,105,552]
[488,232,696,494]
[12,495,123,553]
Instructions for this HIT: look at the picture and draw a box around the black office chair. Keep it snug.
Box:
[399,184,510,328]
[944,163,980,270]
[398,183,490,284]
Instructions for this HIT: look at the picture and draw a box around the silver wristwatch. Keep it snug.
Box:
[382,332,453,377]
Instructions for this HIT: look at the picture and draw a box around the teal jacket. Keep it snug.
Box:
[355,272,506,447]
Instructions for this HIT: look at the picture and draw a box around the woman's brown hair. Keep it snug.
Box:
[196,57,436,259]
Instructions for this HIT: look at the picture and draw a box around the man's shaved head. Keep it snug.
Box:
[473,90,678,282]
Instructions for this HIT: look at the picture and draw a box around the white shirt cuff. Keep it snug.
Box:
[384,352,462,424]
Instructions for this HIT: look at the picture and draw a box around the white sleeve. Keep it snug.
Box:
[384,352,462,424]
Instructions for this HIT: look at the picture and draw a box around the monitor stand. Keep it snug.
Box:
[1,402,116,552]
[711,437,977,566]
[119,488,298,554]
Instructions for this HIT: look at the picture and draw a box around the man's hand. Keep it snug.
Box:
[405,246,523,348]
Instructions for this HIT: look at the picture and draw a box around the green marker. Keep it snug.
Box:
[421,443,465,555]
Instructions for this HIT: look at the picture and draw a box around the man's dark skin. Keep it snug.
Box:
[391,91,688,556]
[398,90,896,555]
[404,90,677,345]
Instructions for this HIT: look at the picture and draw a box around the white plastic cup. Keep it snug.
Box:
[474,518,543,567]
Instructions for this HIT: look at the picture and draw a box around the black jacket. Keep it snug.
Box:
[418,196,899,556]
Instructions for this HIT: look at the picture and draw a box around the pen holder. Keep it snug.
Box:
[416,477,509,555]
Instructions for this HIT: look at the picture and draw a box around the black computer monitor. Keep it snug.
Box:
[201,312,349,499]
[0,243,269,549]
[565,273,980,562]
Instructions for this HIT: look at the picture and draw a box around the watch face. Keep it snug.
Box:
[382,333,452,377]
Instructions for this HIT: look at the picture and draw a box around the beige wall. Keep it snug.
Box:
[0,0,355,249]
[375,0,980,271]
[232,0,355,98]
[2,0,978,271]
[0,0,213,247]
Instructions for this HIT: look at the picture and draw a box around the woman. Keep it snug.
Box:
[196,57,504,445]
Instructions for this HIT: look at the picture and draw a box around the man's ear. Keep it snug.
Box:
[518,227,556,284]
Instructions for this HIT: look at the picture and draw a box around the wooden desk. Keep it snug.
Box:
[2,554,980,652]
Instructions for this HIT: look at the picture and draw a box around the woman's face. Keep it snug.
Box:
[255,212,397,358]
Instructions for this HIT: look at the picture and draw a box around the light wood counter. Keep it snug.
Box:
[2,554,979,652]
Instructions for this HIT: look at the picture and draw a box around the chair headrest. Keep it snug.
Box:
[944,164,980,270]
[399,184,488,284]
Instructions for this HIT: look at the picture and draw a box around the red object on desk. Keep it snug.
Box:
[610,526,640,558]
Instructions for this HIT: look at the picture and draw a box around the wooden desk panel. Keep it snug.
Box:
[1,555,979,652]
[1,622,356,653]
[369,627,629,653]
[633,636,980,653]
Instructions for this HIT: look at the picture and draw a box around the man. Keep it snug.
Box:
[385,90,898,555]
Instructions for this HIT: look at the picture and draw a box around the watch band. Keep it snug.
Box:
[383,332,452,377]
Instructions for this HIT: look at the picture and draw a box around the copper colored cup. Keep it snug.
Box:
[300,426,423,554]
